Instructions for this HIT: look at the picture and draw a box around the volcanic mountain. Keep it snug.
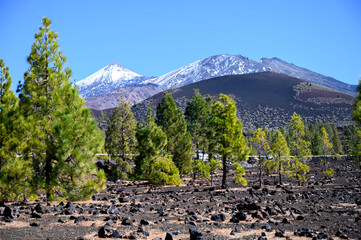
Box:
[130,72,354,130]
[76,62,156,98]
[77,54,357,110]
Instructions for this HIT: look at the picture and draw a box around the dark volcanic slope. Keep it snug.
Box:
[128,72,354,129]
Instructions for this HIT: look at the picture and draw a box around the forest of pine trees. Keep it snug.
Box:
[1,17,361,202]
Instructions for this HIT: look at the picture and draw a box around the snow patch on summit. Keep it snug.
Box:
[76,63,149,98]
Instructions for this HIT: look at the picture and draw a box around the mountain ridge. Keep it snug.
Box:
[145,54,356,96]
[76,54,357,110]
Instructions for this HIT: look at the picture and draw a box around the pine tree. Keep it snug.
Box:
[352,78,361,169]
[331,123,342,155]
[353,78,361,125]
[319,127,333,156]
[185,89,211,160]
[286,157,310,185]
[105,94,137,179]
[311,127,322,155]
[18,17,105,201]
[289,113,311,163]
[342,125,358,158]
[319,127,334,175]
[208,158,222,186]
[252,128,271,188]
[191,159,210,180]
[271,130,290,185]
[0,59,34,201]
[156,92,192,174]
[352,129,361,169]
[98,110,109,131]
[0,59,18,171]
[209,94,249,189]
[135,109,181,185]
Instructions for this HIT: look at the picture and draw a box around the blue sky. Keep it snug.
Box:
[1,0,360,91]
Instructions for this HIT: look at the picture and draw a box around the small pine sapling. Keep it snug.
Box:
[319,127,334,176]
[191,159,210,181]
[286,157,310,185]
[271,131,290,185]
[233,162,247,186]
[252,128,271,188]
[208,158,222,186]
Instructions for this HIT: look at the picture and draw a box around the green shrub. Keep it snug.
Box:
[146,156,181,185]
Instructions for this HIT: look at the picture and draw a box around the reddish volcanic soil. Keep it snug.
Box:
[0,158,360,240]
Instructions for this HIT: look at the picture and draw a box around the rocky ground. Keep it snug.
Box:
[0,158,360,240]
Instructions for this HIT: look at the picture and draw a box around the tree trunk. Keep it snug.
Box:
[259,154,262,188]
[221,154,228,189]
[45,152,53,200]
[278,161,282,185]
[196,142,199,160]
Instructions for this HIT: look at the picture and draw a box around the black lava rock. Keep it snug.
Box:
[189,227,205,240]
[4,206,19,219]
[165,232,176,240]
[140,219,150,225]
[98,225,111,238]
[121,216,133,225]
[237,202,260,211]
[30,222,40,227]
[31,212,42,218]
[211,213,226,222]
[112,230,121,238]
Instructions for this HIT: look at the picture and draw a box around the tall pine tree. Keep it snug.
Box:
[0,59,18,171]
[209,94,249,189]
[18,17,105,201]
[156,92,192,174]
[289,113,311,163]
[135,109,181,185]
[0,59,34,201]
[105,94,137,179]
[184,89,211,160]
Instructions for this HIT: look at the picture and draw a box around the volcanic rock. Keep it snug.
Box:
[189,227,205,240]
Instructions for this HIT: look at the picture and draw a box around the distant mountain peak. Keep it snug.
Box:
[75,63,147,98]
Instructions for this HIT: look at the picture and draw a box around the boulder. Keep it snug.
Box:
[30,222,40,227]
[230,211,247,223]
[98,225,112,238]
[165,232,176,240]
[106,205,119,215]
[189,228,205,240]
[211,213,226,222]
[121,216,133,225]
[4,206,19,219]
[236,202,260,211]
[31,212,42,218]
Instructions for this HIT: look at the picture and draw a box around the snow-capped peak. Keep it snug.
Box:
[77,63,140,88]
[76,63,147,98]
[145,54,263,89]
